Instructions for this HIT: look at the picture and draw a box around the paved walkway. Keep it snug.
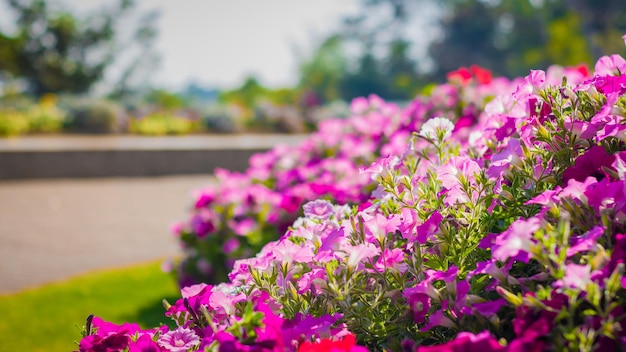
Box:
[0,175,213,294]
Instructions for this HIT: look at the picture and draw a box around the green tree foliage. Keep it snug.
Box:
[428,0,625,80]
[298,35,347,103]
[0,0,157,96]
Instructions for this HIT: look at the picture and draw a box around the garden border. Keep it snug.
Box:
[0,134,307,179]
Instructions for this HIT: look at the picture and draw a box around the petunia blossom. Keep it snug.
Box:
[158,327,200,352]
[492,217,541,263]
[418,116,455,142]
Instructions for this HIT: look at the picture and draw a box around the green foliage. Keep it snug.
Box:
[129,112,202,136]
[298,35,348,102]
[427,0,626,79]
[26,94,65,133]
[64,98,120,134]
[0,108,29,136]
[0,261,178,352]
[202,105,242,133]
[0,0,157,96]
[146,89,188,110]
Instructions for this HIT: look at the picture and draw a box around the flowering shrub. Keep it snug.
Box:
[78,41,626,351]
[172,67,508,286]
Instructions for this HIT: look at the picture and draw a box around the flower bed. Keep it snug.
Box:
[77,45,626,351]
[171,66,507,286]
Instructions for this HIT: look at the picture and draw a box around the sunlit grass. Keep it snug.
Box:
[0,260,180,352]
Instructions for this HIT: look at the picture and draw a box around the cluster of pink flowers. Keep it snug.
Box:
[78,38,626,351]
[171,66,504,286]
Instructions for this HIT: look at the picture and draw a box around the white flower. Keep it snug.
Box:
[419,117,455,141]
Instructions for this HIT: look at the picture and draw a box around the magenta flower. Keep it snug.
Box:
[509,293,567,351]
[561,146,615,185]
[129,334,161,352]
[158,327,200,352]
[406,292,431,324]
[417,331,505,351]
[471,299,508,319]
[79,333,131,352]
[415,211,443,244]
[421,307,455,331]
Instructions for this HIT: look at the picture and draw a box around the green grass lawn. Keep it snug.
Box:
[0,260,181,352]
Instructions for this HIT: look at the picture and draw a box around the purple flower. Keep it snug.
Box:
[421,307,455,331]
[492,217,541,263]
[487,139,523,179]
[158,327,200,352]
[567,226,604,257]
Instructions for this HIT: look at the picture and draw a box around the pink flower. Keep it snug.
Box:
[158,327,200,352]
[350,96,370,114]
[362,212,401,243]
[421,307,455,331]
[438,156,482,204]
[594,54,626,76]
[375,248,407,272]
[514,69,546,100]
[272,240,314,264]
[302,199,335,220]
[345,242,380,268]
[554,263,591,290]
[359,154,400,180]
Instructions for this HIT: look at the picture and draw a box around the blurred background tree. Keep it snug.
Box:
[0,0,158,97]
[427,0,625,80]
[1,0,625,136]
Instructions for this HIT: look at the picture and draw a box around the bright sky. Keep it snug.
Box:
[72,0,361,90]
[0,0,360,90]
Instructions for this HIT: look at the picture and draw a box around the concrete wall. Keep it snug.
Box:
[0,135,307,179]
